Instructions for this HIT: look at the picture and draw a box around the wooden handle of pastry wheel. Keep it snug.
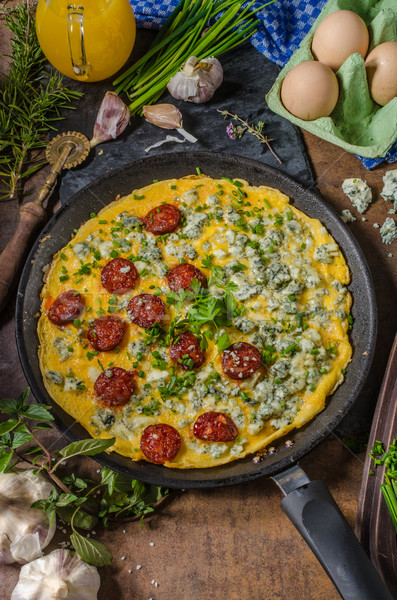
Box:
[0,202,46,313]
[0,142,74,313]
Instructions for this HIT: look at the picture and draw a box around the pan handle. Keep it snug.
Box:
[277,470,393,600]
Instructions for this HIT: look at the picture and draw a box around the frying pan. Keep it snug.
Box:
[15,152,392,599]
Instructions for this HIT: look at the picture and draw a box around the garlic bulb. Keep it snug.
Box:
[90,91,130,148]
[0,469,56,565]
[11,549,100,600]
[167,56,223,103]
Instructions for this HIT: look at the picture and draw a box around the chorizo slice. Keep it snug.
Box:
[222,342,262,380]
[94,367,136,408]
[87,316,126,351]
[143,204,180,235]
[170,331,204,370]
[47,290,84,326]
[193,411,238,442]
[101,258,138,294]
[166,263,207,293]
[140,423,181,464]
[127,293,166,328]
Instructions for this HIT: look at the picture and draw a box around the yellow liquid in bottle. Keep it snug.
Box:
[36,0,136,82]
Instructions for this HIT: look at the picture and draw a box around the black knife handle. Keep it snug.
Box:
[280,479,394,600]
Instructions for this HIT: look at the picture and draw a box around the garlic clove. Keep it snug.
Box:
[200,58,223,88]
[0,469,56,565]
[167,71,200,101]
[11,549,100,600]
[143,103,197,148]
[90,91,130,148]
[10,532,43,564]
[143,103,182,129]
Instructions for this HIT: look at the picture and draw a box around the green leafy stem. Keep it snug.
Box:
[369,438,397,534]
[0,388,171,566]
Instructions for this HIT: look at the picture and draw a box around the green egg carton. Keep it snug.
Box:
[266,0,397,158]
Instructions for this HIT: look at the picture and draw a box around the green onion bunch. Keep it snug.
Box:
[370,438,397,533]
[114,0,276,115]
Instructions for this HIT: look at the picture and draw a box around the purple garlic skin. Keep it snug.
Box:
[167,56,223,103]
[90,91,130,148]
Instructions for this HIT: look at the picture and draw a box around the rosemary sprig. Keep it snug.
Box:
[0,388,170,566]
[0,1,82,200]
[114,0,278,115]
[217,109,282,164]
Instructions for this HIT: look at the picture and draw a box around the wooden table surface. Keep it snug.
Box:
[1,8,397,600]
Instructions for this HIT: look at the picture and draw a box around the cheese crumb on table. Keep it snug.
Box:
[380,217,397,245]
[340,209,356,223]
[342,178,372,213]
[381,169,397,214]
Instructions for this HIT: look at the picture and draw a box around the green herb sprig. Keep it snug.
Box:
[0,388,170,566]
[369,438,397,533]
[218,109,281,164]
[114,0,277,115]
[0,1,82,200]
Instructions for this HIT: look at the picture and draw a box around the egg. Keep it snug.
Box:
[280,61,339,121]
[311,10,369,71]
[365,42,397,106]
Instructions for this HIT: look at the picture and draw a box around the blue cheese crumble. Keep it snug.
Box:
[381,169,397,214]
[380,217,397,245]
[342,178,372,214]
[340,209,356,223]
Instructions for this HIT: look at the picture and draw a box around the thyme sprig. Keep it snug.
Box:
[0,388,170,566]
[217,109,282,164]
[0,1,82,200]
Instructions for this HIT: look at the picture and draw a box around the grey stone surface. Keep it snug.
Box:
[55,36,314,204]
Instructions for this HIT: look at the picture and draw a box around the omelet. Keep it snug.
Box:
[38,175,352,468]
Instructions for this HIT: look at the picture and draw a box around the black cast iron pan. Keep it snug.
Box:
[15,152,392,600]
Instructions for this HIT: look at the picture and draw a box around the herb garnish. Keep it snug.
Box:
[0,388,170,566]
[218,109,281,164]
[0,1,82,200]
[369,439,397,533]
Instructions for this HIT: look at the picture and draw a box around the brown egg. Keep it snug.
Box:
[280,61,339,121]
[311,10,369,71]
[365,42,397,106]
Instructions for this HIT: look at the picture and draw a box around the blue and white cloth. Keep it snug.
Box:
[130,0,397,169]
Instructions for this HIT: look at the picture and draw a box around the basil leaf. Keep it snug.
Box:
[56,493,79,507]
[34,422,54,430]
[216,333,230,352]
[0,398,19,415]
[100,467,117,495]
[17,387,30,410]
[57,506,98,530]
[71,531,112,566]
[0,451,12,472]
[22,404,54,421]
[11,429,34,449]
[59,438,115,460]
[0,418,19,435]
